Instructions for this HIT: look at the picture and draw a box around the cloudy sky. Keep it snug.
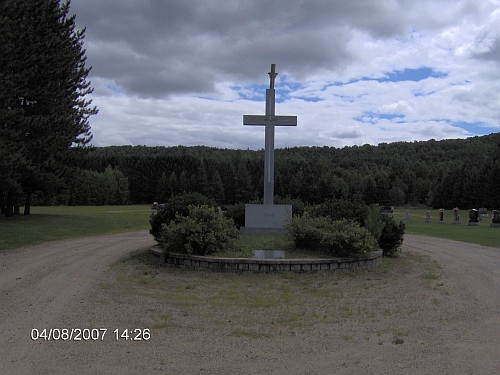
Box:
[70,0,500,150]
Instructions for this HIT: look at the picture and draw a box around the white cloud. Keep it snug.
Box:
[70,0,500,150]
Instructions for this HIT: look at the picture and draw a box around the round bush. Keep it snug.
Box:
[159,205,239,256]
[320,221,379,258]
[149,192,216,241]
[287,214,379,258]
[224,203,246,229]
[379,216,405,257]
[286,213,332,250]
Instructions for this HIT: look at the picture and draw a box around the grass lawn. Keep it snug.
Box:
[0,205,151,252]
[393,209,500,248]
[103,247,445,340]
[2,206,499,253]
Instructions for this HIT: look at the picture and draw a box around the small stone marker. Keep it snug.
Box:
[491,210,500,228]
[468,209,480,226]
[479,207,488,217]
[405,210,410,220]
[439,208,444,223]
[425,211,431,222]
[241,64,296,233]
[453,207,461,224]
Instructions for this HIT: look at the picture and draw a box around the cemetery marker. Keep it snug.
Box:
[241,64,297,233]
[243,64,297,205]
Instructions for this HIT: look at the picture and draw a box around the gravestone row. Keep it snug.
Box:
[423,208,500,227]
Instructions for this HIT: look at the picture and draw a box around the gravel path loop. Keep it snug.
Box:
[1,233,500,374]
[0,231,155,375]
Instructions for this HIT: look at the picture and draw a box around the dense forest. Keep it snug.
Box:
[35,132,500,211]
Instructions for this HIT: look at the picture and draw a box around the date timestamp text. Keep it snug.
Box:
[30,328,151,341]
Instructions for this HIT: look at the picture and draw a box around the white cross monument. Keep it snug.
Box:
[240,64,297,234]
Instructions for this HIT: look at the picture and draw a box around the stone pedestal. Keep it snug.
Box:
[240,204,292,234]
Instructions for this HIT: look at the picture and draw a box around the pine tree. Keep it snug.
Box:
[0,0,97,215]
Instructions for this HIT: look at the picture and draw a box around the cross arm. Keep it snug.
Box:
[243,115,297,126]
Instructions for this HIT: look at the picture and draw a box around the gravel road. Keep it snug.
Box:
[0,231,155,375]
[1,232,500,374]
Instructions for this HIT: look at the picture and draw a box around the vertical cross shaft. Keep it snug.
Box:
[243,64,296,208]
[264,64,277,205]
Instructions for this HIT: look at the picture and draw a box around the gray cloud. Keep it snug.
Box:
[72,0,475,98]
[474,38,500,64]
[65,0,500,150]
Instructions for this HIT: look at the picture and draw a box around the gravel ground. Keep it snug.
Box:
[1,232,500,374]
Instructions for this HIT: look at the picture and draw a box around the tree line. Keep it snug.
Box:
[56,132,500,210]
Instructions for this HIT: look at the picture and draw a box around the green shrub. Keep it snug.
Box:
[286,213,332,250]
[363,204,385,241]
[379,216,405,257]
[275,196,306,217]
[149,192,216,241]
[321,221,378,258]
[159,205,239,256]
[224,202,246,229]
[287,214,378,258]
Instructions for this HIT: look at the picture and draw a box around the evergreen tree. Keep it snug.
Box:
[0,0,97,215]
[155,172,170,203]
[168,171,178,198]
[208,171,225,204]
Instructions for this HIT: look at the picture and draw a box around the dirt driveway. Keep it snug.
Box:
[1,232,500,374]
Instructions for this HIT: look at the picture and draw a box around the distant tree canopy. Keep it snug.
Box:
[0,0,97,215]
[62,133,500,210]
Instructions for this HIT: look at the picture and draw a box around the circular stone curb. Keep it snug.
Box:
[149,245,383,273]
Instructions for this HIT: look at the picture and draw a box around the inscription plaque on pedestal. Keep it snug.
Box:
[241,204,292,234]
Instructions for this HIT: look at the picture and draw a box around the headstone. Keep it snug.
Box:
[240,64,297,234]
[439,208,444,223]
[405,210,410,220]
[425,211,431,222]
[479,207,488,217]
[453,207,461,224]
[491,210,500,228]
[468,209,480,226]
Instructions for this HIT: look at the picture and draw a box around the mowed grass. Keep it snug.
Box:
[2,206,499,252]
[0,205,151,252]
[393,209,500,248]
[101,248,446,339]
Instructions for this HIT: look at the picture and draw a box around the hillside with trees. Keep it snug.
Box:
[46,132,500,211]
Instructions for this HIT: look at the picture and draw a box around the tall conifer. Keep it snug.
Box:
[0,0,97,215]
